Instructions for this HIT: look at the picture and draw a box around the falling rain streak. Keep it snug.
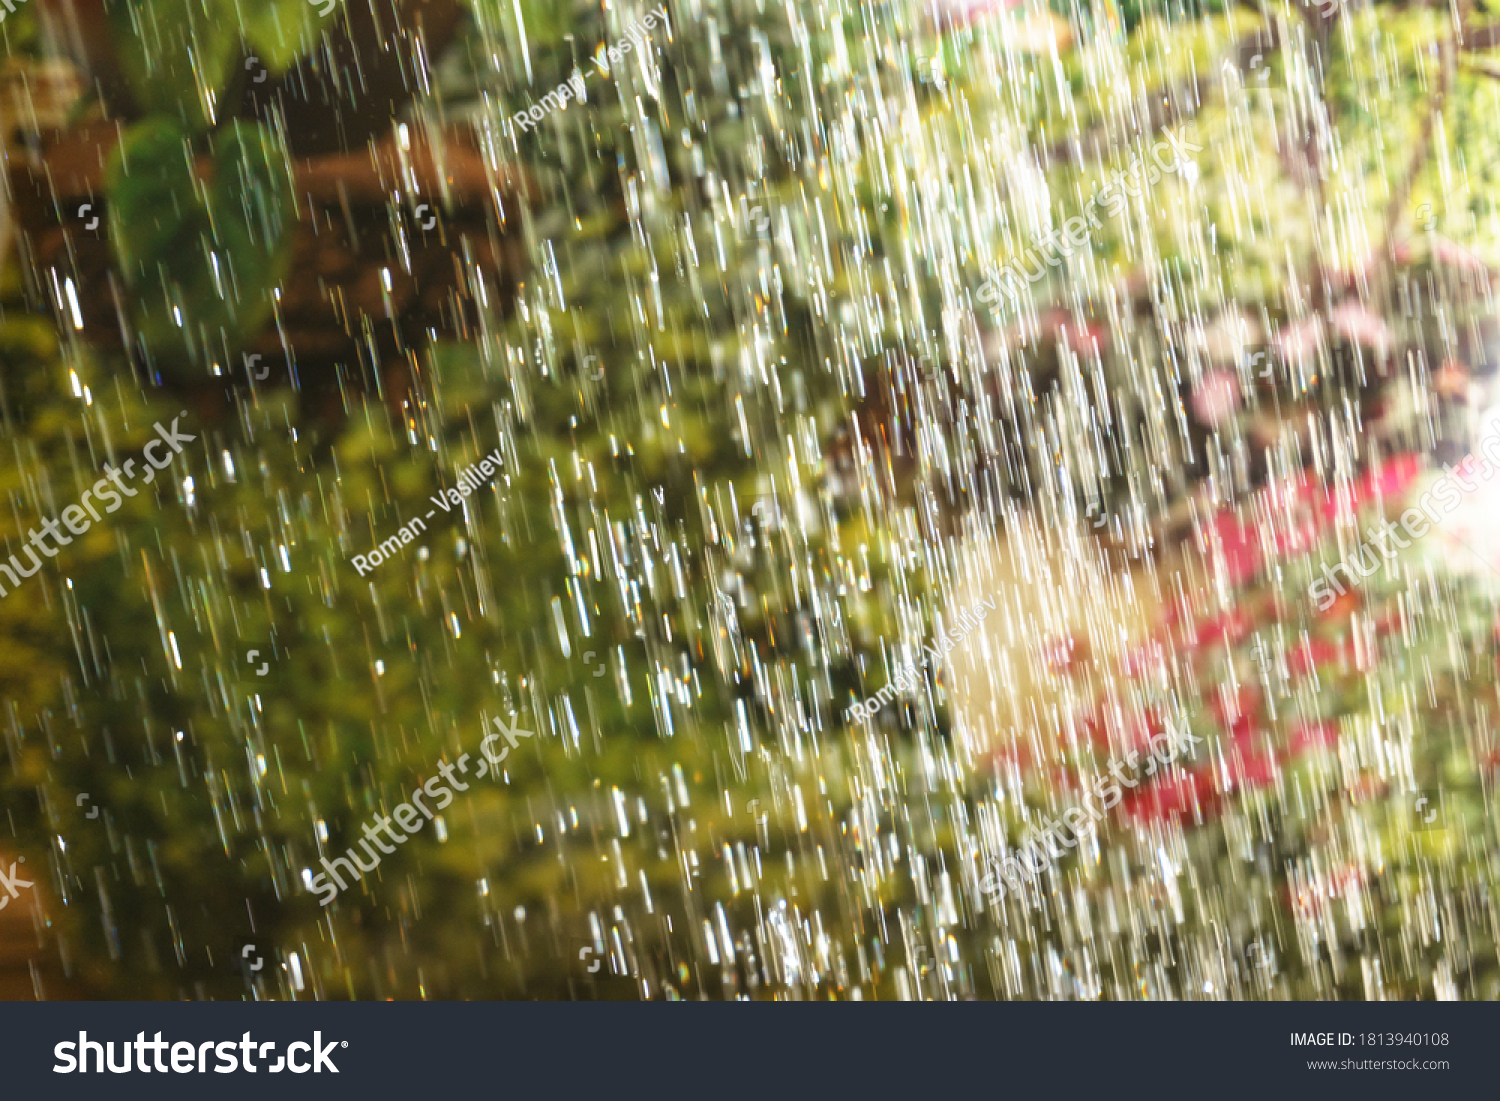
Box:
[0,0,1497,1005]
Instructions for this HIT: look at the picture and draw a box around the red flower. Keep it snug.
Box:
[1120,769,1217,826]
[1286,864,1368,917]
[1121,709,1169,755]
[986,744,1036,777]
[1312,453,1423,524]
[1355,452,1423,504]
[1068,710,1106,751]
[1271,514,1324,556]
[1207,685,1262,732]
[1228,746,1280,791]
[1121,637,1168,679]
[1041,635,1088,676]
[1203,509,1263,586]
[1287,721,1339,756]
[1344,775,1388,802]
[1317,588,1361,621]
[1043,764,1078,793]
[1193,608,1254,651]
[1290,638,1345,676]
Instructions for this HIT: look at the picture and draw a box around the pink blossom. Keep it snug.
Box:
[1287,721,1339,755]
[1191,369,1241,428]
[1429,235,1494,275]
[927,0,1026,28]
[1388,235,1494,276]
[1274,317,1323,361]
[1328,301,1392,349]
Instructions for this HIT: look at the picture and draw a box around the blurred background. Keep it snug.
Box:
[1,0,1499,1000]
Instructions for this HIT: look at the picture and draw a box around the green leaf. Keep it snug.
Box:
[110,0,238,132]
[209,119,297,310]
[105,118,294,367]
[105,117,204,281]
[235,0,336,72]
[460,0,570,55]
